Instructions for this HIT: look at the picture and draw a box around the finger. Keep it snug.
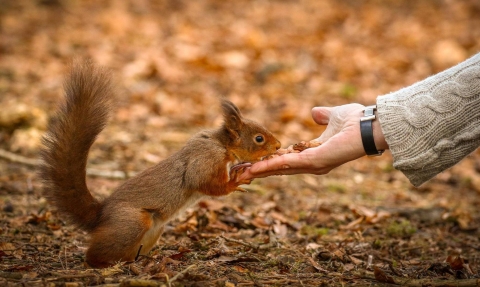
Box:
[238,167,254,181]
[249,152,315,175]
[247,156,288,175]
[242,167,323,179]
[239,164,314,180]
[311,107,333,125]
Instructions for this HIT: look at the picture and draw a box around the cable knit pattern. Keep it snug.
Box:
[376,53,480,186]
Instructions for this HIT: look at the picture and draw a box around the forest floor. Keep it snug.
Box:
[1,1,480,286]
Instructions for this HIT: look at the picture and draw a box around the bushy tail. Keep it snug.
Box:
[39,61,113,231]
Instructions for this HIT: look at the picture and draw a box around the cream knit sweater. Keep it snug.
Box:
[376,53,480,186]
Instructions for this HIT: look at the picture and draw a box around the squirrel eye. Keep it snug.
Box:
[255,135,265,144]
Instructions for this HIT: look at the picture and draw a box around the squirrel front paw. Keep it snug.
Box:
[229,163,252,191]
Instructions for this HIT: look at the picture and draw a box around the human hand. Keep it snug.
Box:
[239,103,389,179]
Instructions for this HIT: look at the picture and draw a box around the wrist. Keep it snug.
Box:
[360,105,388,156]
[372,115,389,151]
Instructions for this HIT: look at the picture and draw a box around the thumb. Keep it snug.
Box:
[311,107,333,125]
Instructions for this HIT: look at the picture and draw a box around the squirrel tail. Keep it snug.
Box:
[39,61,113,232]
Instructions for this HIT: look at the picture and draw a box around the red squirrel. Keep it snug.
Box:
[39,62,281,268]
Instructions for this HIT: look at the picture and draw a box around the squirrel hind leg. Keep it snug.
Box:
[85,209,163,268]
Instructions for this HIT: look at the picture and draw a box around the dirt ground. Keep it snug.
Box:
[1,0,480,286]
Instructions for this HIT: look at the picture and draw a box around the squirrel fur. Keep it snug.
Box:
[39,61,281,268]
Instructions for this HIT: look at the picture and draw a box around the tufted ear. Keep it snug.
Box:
[221,99,243,139]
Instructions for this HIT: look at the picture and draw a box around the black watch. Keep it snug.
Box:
[360,105,384,156]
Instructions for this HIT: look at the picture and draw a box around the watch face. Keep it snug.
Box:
[361,105,377,122]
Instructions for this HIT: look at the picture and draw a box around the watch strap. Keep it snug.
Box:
[360,105,384,156]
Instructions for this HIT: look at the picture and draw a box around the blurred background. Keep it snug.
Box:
[1,0,479,154]
[1,0,480,279]
[2,0,480,192]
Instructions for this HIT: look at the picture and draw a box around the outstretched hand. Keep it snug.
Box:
[239,104,389,180]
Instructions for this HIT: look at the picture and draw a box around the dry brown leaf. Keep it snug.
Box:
[373,266,395,284]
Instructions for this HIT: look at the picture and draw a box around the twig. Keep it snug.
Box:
[246,272,262,287]
[0,148,137,179]
[64,246,68,270]
[366,254,373,269]
[258,230,279,250]
[274,273,343,279]
[353,271,480,287]
[164,274,170,287]
[167,264,196,285]
[393,277,480,287]
[220,230,279,251]
[47,272,99,279]
[238,279,310,286]
[220,235,258,249]
[118,278,161,286]
[135,245,143,261]
[377,255,395,264]
[58,248,65,270]
[400,246,423,252]
[307,257,329,273]
[86,168,137,179]
[0,148,38,166]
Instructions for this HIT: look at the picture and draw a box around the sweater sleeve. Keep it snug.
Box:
[376,53,480,186]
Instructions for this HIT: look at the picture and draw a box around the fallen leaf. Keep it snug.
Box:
[373,266,395,284]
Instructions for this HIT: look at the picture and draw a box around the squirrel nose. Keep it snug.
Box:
[275,139,281,150]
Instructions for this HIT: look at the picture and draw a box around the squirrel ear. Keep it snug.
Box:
[221,100,243,139]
